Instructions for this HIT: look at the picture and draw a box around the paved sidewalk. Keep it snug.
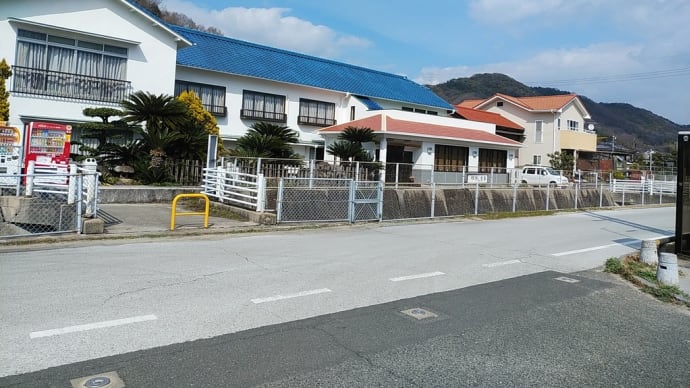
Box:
[99,203,258,236]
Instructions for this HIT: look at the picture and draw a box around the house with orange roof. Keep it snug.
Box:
[453,106,524,143]
[462,93,596,171]
[320,110,522,184]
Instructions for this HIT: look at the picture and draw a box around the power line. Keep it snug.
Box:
[526,67,690,87]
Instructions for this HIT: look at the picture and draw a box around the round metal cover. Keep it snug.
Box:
[84,377,111,387]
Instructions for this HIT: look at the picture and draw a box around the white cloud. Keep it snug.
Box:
[160,0,371,58]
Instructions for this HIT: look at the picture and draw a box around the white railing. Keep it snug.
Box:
[610,179,677,195]
[201,166,266,211]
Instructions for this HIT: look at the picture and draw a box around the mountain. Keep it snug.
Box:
[430,73,688,152]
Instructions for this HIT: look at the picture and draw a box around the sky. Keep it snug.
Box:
[160,0,690,125]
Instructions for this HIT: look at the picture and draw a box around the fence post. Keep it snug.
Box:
[395,163,399,189]
[622,184,626,206]
[276,178,283,223]
[348,179,356,223]
[659,185,663,205]
[512,183,517,213]
[641,180,645,206]
[76,173,83,234]
[377,181,384,222]
[83,159,97,216]
[309,159,315,189]
[490,168,494,188]
[546,184,551,211]
[256,173,266,212]
[431,182,436,218]
[26,160,35,197]
[574,183,579,210]
[462,166,466,188]
[355,161,360,182]
[474,182,479,215]
[600,183,604,208]
[68,163,77,204]
[256,157,262,176]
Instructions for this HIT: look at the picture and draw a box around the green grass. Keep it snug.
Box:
[604,255,689,306]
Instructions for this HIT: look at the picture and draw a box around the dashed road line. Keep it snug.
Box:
[389,271,445,282]
[251,288,332,304]
[30,314,157,339]
[482,259,522,268]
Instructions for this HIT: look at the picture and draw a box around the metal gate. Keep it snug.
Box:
[277,178,382,223]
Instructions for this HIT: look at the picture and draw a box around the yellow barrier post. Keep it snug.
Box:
[170,193,210,231]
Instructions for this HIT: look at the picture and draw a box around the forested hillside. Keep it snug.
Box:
[430,73,688,152]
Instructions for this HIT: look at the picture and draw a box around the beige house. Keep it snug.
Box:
[460,94,596,169]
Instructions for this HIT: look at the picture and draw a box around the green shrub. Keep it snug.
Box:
[604,257,623,274]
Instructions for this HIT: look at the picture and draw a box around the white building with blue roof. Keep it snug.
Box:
[1,0,520,176]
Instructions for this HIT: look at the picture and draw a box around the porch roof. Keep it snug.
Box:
[320,114,522,147]
[453,106,524,131]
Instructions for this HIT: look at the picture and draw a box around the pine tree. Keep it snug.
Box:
[0,59,12,122]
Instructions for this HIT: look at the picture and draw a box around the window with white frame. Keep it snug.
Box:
[533,155,542,165]
[13,28,129,102]
[535,120,543,143]
[557,118,561,130]
[567,120,579,131]
[298,99,336,126]
[240,90,286,122]
[175,80,227,116]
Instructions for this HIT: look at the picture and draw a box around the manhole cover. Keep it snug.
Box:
[400,307,438,320]
[554,276,580,283]
[70,371,124,388]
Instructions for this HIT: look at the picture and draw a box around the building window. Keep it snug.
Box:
[567,120,579,131]
[240,90,286,122]
[298,99,336,126]
[434,145,468,172]
[535,120,543,143]
[478,149,507,173]
[350,106,356,120]
[175,80,227,116]
[497,101,503,107]
[533,155,542,165]
[12,28,130,103]
[426,111,438,116]
[401,106,414,112]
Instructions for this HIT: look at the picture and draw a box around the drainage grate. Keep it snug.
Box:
[70,371,124,388]
[554,276,580,284]
[400,307,438,320]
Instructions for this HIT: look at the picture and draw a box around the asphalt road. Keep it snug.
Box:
[0,206,685,386]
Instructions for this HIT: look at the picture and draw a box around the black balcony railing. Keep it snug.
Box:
[206,104,227,117]
[11,66,133,104]
[240,109,287,123]
[297,115,336,127]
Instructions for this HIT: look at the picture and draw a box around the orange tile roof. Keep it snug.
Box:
[320,114,521,146]
[454,106,524,131]
[456,99,484,108]
[493,93,578,111]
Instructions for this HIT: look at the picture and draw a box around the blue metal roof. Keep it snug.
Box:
[355,96,383,110]
[170,25,454,111]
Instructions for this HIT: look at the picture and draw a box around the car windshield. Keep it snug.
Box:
[545,168,559,175]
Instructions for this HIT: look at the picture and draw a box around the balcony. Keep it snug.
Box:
[206,105,227,117]
[297,115,336,127]
[11,66,132,104]
[240,109,287,123]
[559,130,597,152]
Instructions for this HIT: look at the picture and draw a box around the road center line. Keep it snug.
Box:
[482,259,522,268]
[251,288,332,304]
[30,314,157,339]
[389,271,445,282]
[552,240,640,257]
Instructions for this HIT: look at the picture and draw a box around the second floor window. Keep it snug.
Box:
[241,90,286,122]
[567,120,579,131]
[298,99,336,126]
[13,29,130,102]
[535,120,543,143]
[175,80,227,116]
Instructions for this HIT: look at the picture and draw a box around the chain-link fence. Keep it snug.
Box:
[0,163,99,238]
[277,178,383,223]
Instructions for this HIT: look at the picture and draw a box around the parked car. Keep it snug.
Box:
[519,165,569,187]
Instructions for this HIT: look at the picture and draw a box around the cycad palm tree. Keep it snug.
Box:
[120,91,187,168]
[327,126,375,162]
[233,122,300,159]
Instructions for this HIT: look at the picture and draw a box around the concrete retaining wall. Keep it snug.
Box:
[99,186,200,203]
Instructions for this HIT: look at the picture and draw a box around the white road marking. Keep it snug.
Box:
[482,259,522,268]
[552,240,641,257]
[30,314,157,339]
[251,288,332,304]
[389,271,445,282]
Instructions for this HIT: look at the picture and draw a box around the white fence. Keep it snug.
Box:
[201,166,266,211]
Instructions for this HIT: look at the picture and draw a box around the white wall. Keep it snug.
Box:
[2,0,180,126]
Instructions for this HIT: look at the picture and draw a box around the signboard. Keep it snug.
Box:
[467,174,488,184]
